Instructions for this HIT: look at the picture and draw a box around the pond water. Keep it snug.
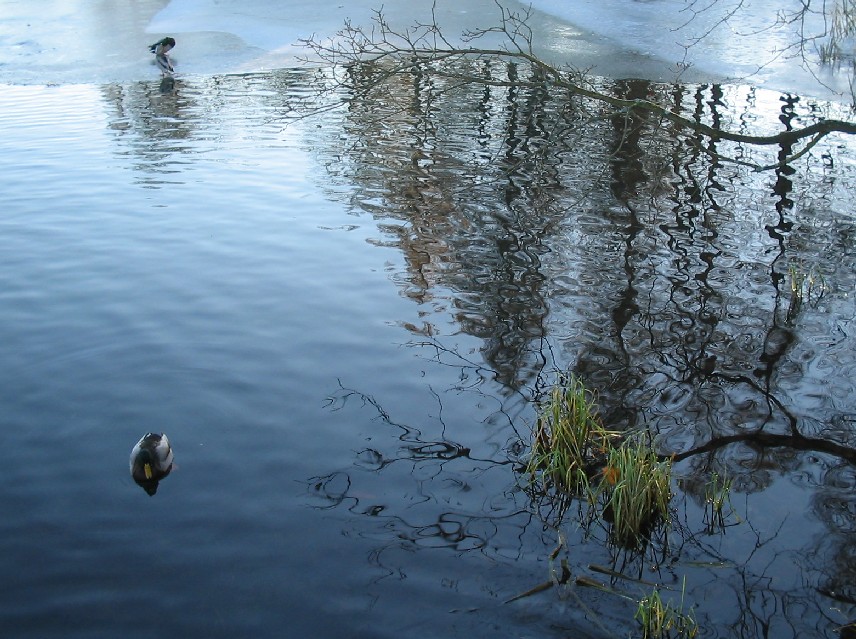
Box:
[2,23,856,639]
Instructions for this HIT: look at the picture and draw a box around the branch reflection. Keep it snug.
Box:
[309,59,856,637]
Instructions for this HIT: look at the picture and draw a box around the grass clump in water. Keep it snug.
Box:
[787,262,825,320]
[526,374,674,547]
[635,581,698,639]
[599,436,672,548]
[703,471,734,533]
[526,374,614,497]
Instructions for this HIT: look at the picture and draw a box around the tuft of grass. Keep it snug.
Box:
[527,374,614,496]
[703,471,733,533]
[526,375,673,547]
[818,0,856,65]
[599,436,672,548]
[635,580,698,639]
[788,262,826,319]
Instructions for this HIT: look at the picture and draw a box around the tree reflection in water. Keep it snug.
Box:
[306,59,856,637]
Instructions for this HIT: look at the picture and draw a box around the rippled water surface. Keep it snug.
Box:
[1,67,855,639]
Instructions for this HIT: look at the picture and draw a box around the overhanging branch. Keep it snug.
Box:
[300,2,856,171]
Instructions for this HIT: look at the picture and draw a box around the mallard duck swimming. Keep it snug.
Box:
[149,37,176,76]
[130,432,174,496]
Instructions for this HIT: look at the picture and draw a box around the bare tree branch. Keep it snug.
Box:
[299,3,856,172]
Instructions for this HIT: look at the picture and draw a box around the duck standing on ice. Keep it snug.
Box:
[149,36,176,75]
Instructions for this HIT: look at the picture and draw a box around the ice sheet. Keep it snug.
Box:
[0,0,552,84]
[142,0,742,81]
[0,0,171,85]
[528,0,852,97]
[0,0,851,100]
[145,0,527,74]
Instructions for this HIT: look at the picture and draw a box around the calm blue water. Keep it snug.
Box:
[0,78,496,637]
[1,68,855,639]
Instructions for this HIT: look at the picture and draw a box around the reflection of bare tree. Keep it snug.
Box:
[305,58,856,637]
[574,80,856,636]
[308,382,547,590]
[326,59,599,390]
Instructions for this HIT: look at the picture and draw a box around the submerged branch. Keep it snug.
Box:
[671,429,856,466]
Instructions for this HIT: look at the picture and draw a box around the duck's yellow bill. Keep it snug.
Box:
[144,464,153,480]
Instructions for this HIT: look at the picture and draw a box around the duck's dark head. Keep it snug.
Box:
[133,448,155,480]
[132,450,160,496]
[149,37,176,54]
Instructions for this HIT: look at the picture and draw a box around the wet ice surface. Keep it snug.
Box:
[0,0,525,84]
[529,0,855,96]
[0,0,853,100]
